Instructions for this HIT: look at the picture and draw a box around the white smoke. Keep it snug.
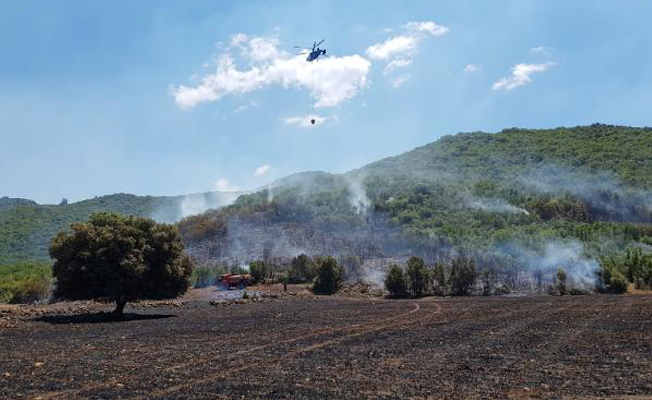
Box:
[468,197,529,215]
[346,175,370,214]
[150,191,242,223]
[500,240,600,289]
[521,164,652,222]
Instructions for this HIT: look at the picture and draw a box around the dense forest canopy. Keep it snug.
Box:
[1,124,651,271]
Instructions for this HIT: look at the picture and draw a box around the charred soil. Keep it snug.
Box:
[1,295,651,400]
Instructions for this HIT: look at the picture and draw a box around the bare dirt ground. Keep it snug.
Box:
[1,293,651,400]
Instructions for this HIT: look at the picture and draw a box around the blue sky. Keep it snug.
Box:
[2,0,651,204]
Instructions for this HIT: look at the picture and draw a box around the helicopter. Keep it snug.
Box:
[295,39,326,62]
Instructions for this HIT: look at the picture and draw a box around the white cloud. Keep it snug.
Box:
[254,164,271,176]
[366,21,448,88]
[366,21,448,61]
[230,33,248,47]
[171,34,371,110]
[530,46,552,56]
[404,21,449,36]
[281,114,340,129]
[391,74,410,88]
[234,100,260,113]
[492,62,554,91]
[366,36,419,60]
[236,36,283,62]
[383,59,412,75]
[213,178,241,192]
[463,64,480,74]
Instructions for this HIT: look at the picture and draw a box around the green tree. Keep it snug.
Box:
[406,256,429,297]
[596,264,628,294]
[248,261,269,284]
[49,212,193,314]
[384,264,407,298]
[193,266,214,288]
[449,257,477,296]
[432,262,447,295]
[288,254,317,283]
[312,256,343,295]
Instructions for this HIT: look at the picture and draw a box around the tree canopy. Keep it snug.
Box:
[49,212,193,313]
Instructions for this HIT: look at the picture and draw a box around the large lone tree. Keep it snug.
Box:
[50,212,193,314]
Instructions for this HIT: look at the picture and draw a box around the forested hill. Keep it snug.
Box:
[180,124,652,266]
[2,124,651,265]
[355,124,652,189]
[0,192,240,264]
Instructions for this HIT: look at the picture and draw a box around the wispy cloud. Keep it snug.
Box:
[384,59,412,75]
[492,62,555,91]
[391,74,410,88]
[213,178,241,192]
[463,64,480,74]
[234,100,260,113]
[367,36,419,61]
[254,164,271,176]
[281,114,340,129]
[529,46,553,56]
[171,33,370,109]
[366,21,448,88]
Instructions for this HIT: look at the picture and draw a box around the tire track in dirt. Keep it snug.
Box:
[145,300,444,399]
[32,299,433,400]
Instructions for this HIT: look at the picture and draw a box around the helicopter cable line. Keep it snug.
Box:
[295,39,326,125]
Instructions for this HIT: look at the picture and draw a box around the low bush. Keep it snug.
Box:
[192,265,227,288]
[0,261,52,303]
[596,264,628,294]
[249,261,270,284]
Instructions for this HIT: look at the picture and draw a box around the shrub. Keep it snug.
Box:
[449,257,477,296]
[249,261,269,284]
[192,266,210,288]
[384,264,407,298]
[288,254,317,283]
[8,278,50,304]
[596,264,628,294]
[50,212,193,314]
[406,256,429,297]
[0,262,52,304]
[312,256,343,295]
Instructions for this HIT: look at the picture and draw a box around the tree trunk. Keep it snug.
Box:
[114,299,127,315]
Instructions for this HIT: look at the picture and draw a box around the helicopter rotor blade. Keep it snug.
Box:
[316,39,325,47]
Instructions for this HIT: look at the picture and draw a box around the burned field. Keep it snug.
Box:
[1,295,651,400]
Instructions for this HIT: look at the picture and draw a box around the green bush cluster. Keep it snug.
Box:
[191,264,228,288]
[384,256,478,298]
[288,254,317,284]
[0,261,52,303]
[249,261,271,284]
[599,247,652,292]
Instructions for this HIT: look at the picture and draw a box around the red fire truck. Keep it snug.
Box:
[220,273,252,289]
